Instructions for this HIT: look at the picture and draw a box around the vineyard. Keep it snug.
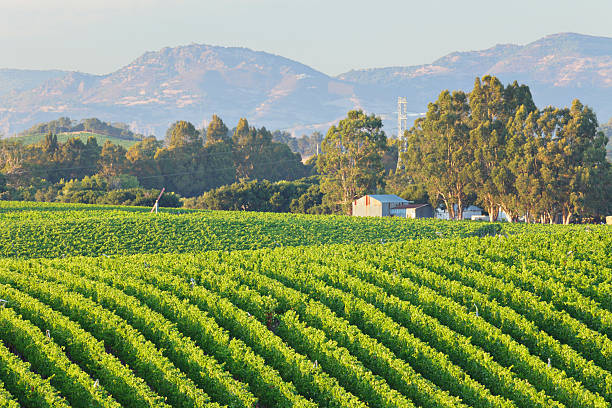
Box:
[0,202,610,407]
[0,201,506,258]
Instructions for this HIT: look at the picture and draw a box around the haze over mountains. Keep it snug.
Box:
[1,32,612,137]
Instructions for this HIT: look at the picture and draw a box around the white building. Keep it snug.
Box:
[436,205,483,220]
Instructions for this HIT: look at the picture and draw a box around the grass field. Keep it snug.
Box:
[7,131,140,148]
[0,201,610,408]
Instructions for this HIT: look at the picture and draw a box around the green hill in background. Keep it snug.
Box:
[6,116,144,148]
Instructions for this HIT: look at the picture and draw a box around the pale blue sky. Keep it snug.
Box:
[1,0,611,75]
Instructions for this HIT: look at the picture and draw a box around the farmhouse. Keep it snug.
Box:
[352,195,433,218]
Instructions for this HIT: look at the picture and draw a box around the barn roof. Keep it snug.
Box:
[365,194,408,203]
[392,203,430,209]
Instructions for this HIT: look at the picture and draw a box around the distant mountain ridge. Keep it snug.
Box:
[1,33,612,137]
[0,69,69,97]
[339,33,612,133]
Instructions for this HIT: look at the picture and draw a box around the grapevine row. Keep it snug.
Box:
[436,239,612,337]
[49,258,365,408]
[0,282,169,408]
[316,248,608,408]
[31,262,257,408]
[221,250,515,408]
[363,244,612,402]
[0,305,120,408]
[406,247,612,371]
[0,266,221,408]
[53,259,316,408]
[0,336,70,407]
[188,261,470,408]
[257,250,578,408]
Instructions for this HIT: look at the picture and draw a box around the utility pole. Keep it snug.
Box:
[396,97,408,170]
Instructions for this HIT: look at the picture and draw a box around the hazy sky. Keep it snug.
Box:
[1,0,612,76]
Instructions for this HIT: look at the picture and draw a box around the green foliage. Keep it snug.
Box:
[0,114,310,200]
[232,119,308,182]
[165,121,202,148]
[0,201,509,258]
[402,76,611,222]
[317,110,388,213]
[205,114,229,145]
[404,90,473,220]
[184,177,320,213]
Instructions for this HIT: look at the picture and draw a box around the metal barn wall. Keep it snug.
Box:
[352,196,383,217]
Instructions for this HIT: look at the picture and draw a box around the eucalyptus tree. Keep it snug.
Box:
[468,76,536,221]
[404,91,472,220]
[317,110,387,214]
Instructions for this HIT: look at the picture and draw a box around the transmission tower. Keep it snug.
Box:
[396,97,408,170]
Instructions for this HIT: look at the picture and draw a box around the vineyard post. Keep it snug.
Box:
[150,187,165,214]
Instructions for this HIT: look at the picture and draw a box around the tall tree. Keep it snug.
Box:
[232,119,305,182]
[403,91,472,219]
[503,106,542,222]
[99,141,127,177]
[539,100,608,224]
[126,137,162,188]
[317,110,387,214]
[469,76,507,221]
[41,132,59,155]
[205,114,229,146]
[165,121,202,148]
[469,76,537,221]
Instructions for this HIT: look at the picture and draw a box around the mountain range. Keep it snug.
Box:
[1,32,612,137]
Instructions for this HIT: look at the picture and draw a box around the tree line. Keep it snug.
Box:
[314,76,611,223]
[0,115,310,204]
[1,76,610,222]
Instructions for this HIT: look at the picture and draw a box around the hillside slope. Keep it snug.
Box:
[1,33,612,136]
[0,45,357,136]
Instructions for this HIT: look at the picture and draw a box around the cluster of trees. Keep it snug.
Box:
[310,77,611,223]
[0,115,310,204]
[19,117,142,141]
[400,76,611,223]
[183,176,326,213]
